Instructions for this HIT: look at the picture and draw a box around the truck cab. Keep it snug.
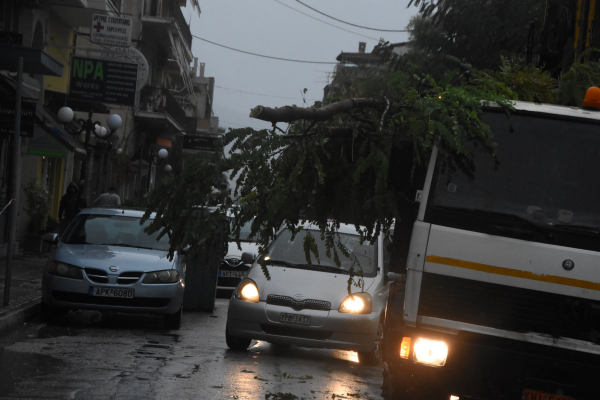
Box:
[382,97,600,400]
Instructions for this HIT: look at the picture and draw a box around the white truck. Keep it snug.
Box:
[382,97,600,400]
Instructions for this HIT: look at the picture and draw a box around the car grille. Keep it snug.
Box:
[84,268,108,284]
[117,272,143,285]
[84,269,143,285]
[52,291,170,308]
[418,272,600,343]
[267,295,331,311]
[260,323,333,340]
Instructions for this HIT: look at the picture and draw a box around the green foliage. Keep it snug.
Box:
[480,57,557,103]
[405,0,545,71]
[558,48,600,106]
[22,179,52,235]
[141,67,514,272]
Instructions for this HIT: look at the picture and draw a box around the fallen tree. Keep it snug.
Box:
[140,65,515,281]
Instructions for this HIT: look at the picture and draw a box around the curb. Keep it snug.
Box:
[0,297,41,335]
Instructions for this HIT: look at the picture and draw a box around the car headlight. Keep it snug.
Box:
[47,261,83,280]
[338,292,372,314]
[235,278,259,303]
[413,338,448,367]
[142,269,180,284]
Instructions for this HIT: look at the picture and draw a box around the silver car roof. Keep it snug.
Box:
[78,207,155,219]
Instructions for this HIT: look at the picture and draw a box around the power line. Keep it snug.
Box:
[293,0,411,32]
[215,85,319,101]
[193,35,337,64]
[272,0,380,41]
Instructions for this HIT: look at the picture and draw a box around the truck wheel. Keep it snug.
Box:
[358,315,384,365]
[382,369,403,399]
[226,326,251,351]
[164,306,182,329]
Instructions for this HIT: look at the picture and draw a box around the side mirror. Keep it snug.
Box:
[387,272,405,282]
[42,233,59,245]
[241,252,256,265]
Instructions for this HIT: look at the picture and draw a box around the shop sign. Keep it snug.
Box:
[68,56,138,106]
[27,126,67,158]
[90,14,132,47]
[0,99,36,137]
[183,135,218,153]
[105,46,149,90]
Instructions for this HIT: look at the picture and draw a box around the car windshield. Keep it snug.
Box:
[266,229,377,276]
[427,110,600,249]
[230,218,254,242]
[62,214,170,251]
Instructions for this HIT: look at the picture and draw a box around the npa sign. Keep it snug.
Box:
[68,56,138,106]
[90,14,132,47]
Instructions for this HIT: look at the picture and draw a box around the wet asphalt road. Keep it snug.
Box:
[0,298,383,400]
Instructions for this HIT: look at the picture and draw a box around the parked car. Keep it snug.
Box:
[218,217,259,292]
[41,207,187,329]
[225,223,394,364]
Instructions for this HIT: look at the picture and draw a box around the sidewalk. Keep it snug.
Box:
[0,251,48,334]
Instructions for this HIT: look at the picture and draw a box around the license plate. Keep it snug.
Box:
[89,287,134,298]
[522,389,575,400]
[280,313,310,325]
[219,270,246,278]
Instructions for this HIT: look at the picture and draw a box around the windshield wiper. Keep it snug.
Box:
[266,259,348,273]
[552,224,600,235]
[102,243,153,249]
[430,205,554,240]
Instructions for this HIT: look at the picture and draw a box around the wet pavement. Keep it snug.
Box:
[0,298,383,400]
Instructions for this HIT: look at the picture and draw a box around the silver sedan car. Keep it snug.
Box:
[41,207,186,329]
[226,224,393,364]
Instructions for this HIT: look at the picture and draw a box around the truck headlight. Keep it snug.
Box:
[236,278,259,303]
[47,261,83,279]
[339,292,372,314]
[413,338,448,366]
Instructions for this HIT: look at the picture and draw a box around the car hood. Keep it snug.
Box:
[226,241,260,259]
[248,264,378,308]
[54,243,175,272]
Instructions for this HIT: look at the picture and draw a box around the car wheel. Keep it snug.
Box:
[164,306,182,330]
[40,301,68,323]
[225,326,251,351]
[358,314,384,365]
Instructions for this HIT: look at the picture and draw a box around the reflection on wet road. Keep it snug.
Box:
[0,299,382,399]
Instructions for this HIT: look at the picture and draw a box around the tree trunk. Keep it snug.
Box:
[249,98,380,123]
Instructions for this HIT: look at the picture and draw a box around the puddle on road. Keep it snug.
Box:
[0,349,65,397]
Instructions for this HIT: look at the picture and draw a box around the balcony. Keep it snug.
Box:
[142,0,193,51]
[136,86,189,133]
[50,0,114,28]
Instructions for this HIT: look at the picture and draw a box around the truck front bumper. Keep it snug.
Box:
[383,327,600,400]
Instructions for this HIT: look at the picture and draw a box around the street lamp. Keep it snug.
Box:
[57,107,122,142]
[147,148,169,190]
[58,107,122,198]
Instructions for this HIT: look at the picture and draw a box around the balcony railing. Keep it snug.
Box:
[144,0,192,49]
[139,86,188,129]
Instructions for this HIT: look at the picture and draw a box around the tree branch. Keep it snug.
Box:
[250,98,381,123]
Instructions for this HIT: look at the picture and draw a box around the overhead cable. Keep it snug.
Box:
[216,85,319,101]
[272,0,380,41]
[193,36,337,64]
[293,0,411,32]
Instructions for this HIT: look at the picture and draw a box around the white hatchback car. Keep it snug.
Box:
[226,224,394,364]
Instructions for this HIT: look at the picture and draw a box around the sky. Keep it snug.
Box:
[182,0,419,132]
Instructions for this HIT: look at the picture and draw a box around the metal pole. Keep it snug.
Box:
[3,56,23,306]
